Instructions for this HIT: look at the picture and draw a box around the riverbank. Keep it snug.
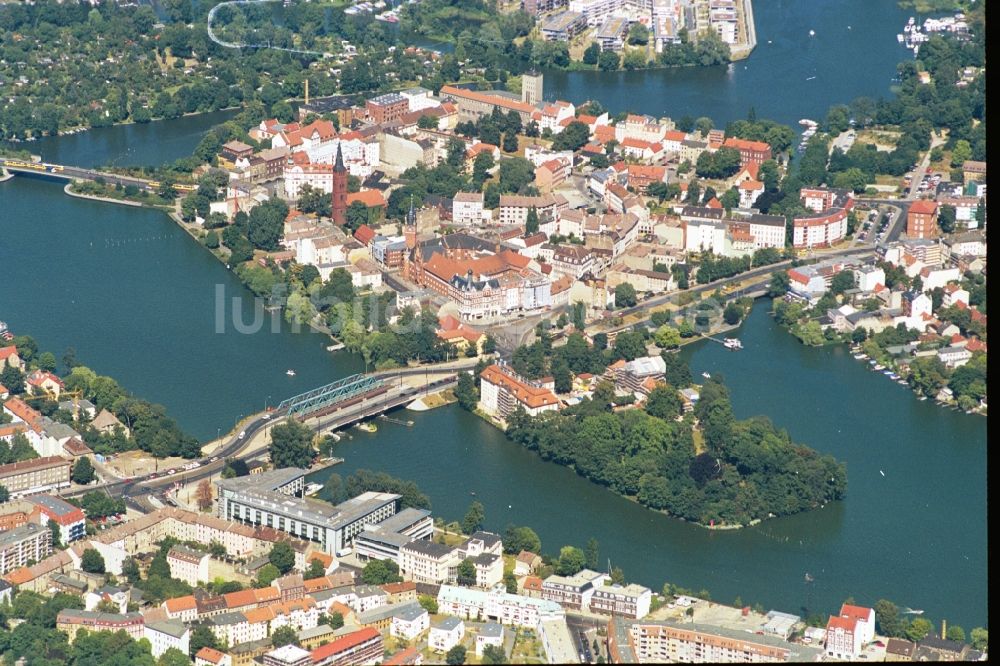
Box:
[64,182,143,207]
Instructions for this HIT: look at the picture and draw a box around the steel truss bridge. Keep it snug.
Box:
[277,373,384,417]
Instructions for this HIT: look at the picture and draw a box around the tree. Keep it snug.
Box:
[71,457,95,485]
[47,518,61,549]
[455,371,478,411]
[585,537,600,570]
[456,558,476,586]
[269,542,296,574]
[81,548,106,574]
[830,270,855,295]
[938,204,956,233]
[946,625,966,642]
[906,617,933,642]
[551,121,590,152]
[481,644,507,664]
[525,206,539,234]
[655,325,681,349]
[122,557,141,584]
[695,117,714,137]
[614,283,637,308]
[195,479,213,511]
[158,648,191,666]
[503,525,541,554]
[557,545,587,575]
[504,571,518,594]
[719,188,740,211]
[969,627,988,651]
[583,42,601,65]
[189,626,219,657]
[463,500,486,534]
[269,419,314,468]
[304,558,326,580]
[767,271,790,297]
[445,645,467,665]
[627,23,649,45]
[257,563,281,587]
[598,50,620,71]
[502,132,518,154]
[418,594,438,614]
[361,559,402,585]
[552,357,572,394]
[271,625,299,647]
[645,385,681,420]
[661,351,692,388]
[874,599,904,637]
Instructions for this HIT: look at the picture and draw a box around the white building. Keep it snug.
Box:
[479,364,561,420]
[398,540,457,584]
[589,583,652,619]
[854,265,886,292]
[746,214,787,249]
[684,218,727,255]
[476,622,505,657]
[167,545,210,587]
[283,163,333,201]
[391,604,430,641]
[452,192,487,225]
[437,584,565,629]
[429,616,465,653]
[145,620,191,659]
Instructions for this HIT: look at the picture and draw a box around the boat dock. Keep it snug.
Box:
[379,414,414,427]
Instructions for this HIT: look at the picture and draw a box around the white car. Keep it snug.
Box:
[238,430,246,440]
[261,413,271,420]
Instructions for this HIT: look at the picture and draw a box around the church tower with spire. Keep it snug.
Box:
[404,195,417,250]
[331,143,348,226]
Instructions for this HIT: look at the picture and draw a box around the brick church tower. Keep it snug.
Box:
[331,143,348,225]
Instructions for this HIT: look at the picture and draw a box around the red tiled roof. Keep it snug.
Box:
[195,647,227,664]
[827,615,858,632]
[354,225,377,245]
[164,595,197,613]
[347,190,386,208]
[909,199,938,215]
[840,604,873,622]
[310,628,381,661]
[0,346,19,361]
[480,365,559,409]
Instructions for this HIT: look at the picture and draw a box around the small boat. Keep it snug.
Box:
[869,359,878,366]
[326,343,345,351]
[919,396,927,401]
[852,354,866,360]
[805,76,816,81]
[286,369,296,376]
[724,338,743,350]
[470,491,477,496]
[702,372,711,379]
[879,470,885,477]
[897,379,908,385]
[355,422,377,433]
[809,29,815,36]
[897,34,905,43]
[873,364,885,371]
[804,573,814,582]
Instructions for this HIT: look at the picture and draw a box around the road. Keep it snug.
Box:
[64,367,463,513]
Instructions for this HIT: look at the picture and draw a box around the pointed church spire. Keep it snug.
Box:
[406,194,416,226]
[334,142,346,173]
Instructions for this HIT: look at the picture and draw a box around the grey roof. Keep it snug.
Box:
[204,611,248,626]
[401,539,454,559]
[480,622,504,638]
[353,584,388,599]
[216,467,306,492]
[433,616,463,631]
[356,600,421,625]
[634,620,822,660]
[393,604,428,622]
[467,531,502,550]
[147,620,189,639]
[681,206,724,220]
[27,494,80,518]
[0,522,47,547]
[51,574,88,592]
[747,213,786,226]
[472,553,500,567]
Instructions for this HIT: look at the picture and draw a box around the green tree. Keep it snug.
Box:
[627,23,649,45]
[271,625,299,647]
[446,645,467,665]
[71,457,96,485]
[874,599,904,637]
[946,625,966,642]
[455,371,479,411]
[189,626,219,657]
[598,50,620,71]
[502,132,519,153]
[361,559,402,585]
[269,542,295,574]
[257,563,281,587]
[418,594,438,614]
[551,121,591,152]
[158,647,191,666]
[584,537,600,570]
[502,525,541,554]
[525,206,539,234]
[583,42,601,65]
[557,545,587,575]
[719,188,740,211]
[269,419,314,468]
[456,558,476,586]
[906,617,933,642]
[81,548,106,574]
[47,519,61,549]
[969,627,988,651]
[614,283,638,308]
[645,385,681,420]
[463,500,486,534]
[767,271,790,297]
[938,204,956,233]
[654,325,681,349]
[723,302,744,325]
[481,644,508,664]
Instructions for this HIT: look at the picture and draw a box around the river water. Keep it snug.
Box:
[0,0,987,629]
[543,0,915,127]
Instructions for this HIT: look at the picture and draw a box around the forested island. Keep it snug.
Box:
[457,329,847,528]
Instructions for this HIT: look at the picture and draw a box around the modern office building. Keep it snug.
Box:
[216,469,404,555]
